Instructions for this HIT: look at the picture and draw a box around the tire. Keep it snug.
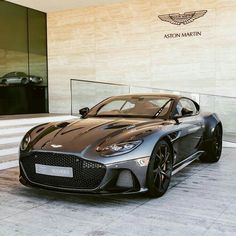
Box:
[21,77,29,85]
[200,124,222,163]
[147,140,173,198]
[2,79,7,85]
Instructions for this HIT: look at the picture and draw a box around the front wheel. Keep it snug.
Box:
[21,77,29,85]
[200,124,222,163]
[147,140,173,198]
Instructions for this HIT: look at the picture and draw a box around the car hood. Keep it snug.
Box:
[31,117,172,153]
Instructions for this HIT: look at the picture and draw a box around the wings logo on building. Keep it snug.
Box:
[158,10,207,25]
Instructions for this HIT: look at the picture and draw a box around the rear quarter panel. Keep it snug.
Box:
[202,112,222,141]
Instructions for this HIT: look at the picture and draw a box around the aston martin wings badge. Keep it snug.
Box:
[158,10,207,25]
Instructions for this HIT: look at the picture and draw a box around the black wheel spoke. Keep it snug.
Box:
[155,153,162,163]
[153,167,158,175]
[154,171,162,186]
[161,152,170,168]
[160,170,170,179]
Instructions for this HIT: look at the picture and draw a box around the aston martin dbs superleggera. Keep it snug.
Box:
[19,94,223,197]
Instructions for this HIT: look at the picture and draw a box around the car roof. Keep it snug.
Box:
[110,93,181,100]
[3,72,27,77]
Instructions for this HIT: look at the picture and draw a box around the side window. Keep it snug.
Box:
[174,102,183,116]
[174,98,197,116]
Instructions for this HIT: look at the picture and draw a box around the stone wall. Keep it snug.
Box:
[47,0,236,113]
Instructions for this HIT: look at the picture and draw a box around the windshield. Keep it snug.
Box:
[89,96,173,118]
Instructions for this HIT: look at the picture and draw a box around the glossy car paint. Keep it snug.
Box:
[19,94,222,194]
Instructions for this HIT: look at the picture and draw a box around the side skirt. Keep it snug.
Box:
[172,151,204,176]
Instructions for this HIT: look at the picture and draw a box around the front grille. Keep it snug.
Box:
[21,152,106,190]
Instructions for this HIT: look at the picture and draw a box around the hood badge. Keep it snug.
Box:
[158,10,207,25]
[51,144,63,148]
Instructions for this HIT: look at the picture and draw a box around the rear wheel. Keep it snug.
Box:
[147,140,173,198]
[200,124,222,163]
[2,79,7,85]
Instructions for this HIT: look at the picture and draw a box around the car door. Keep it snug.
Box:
[173,98,204,162]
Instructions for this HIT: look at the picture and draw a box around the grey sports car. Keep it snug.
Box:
[19,94,222,197]
[0,72,43,85]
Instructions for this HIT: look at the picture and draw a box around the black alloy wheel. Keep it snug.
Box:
[147,140,173,198]
[21,77,29,85]
[2,79,7,85]
[200,124,222,163]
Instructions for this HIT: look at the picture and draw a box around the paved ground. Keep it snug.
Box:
[224,133,236,143]
[0,148,236,236]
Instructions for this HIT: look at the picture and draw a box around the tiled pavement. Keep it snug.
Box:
[0,148,235,236]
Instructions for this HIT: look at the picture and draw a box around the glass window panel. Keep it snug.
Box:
[0,1,28,77]
[28,9,47,86]
[0,1,48,115]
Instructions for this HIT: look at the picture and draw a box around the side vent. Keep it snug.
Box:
[168,131,181,142]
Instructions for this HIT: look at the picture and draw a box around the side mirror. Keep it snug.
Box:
[79,107,89,118]
[181,107,193,116]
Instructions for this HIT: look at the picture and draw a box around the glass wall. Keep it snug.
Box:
[71,79,236,143]
[0,2,28,77]
[71,79,130,115]
[28,8,47,86]
[0,1,48,115]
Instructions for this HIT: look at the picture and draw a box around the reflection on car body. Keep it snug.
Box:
[0,72,43,85]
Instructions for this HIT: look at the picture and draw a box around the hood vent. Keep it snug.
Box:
[168,131,181,142]
[55,122,70,128]
[36,127,44,133]
[105,124,133,129]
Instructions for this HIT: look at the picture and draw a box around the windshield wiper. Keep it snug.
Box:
[153,99,173,118]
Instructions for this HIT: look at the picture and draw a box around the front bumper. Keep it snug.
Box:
[19,151,150,194]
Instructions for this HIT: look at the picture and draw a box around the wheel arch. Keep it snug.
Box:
[163,136,174,162]
[150,135,175,164]
[203,113,223,141]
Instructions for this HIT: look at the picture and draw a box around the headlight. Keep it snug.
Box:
[99,140,142,157]
[20,133,31,151]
